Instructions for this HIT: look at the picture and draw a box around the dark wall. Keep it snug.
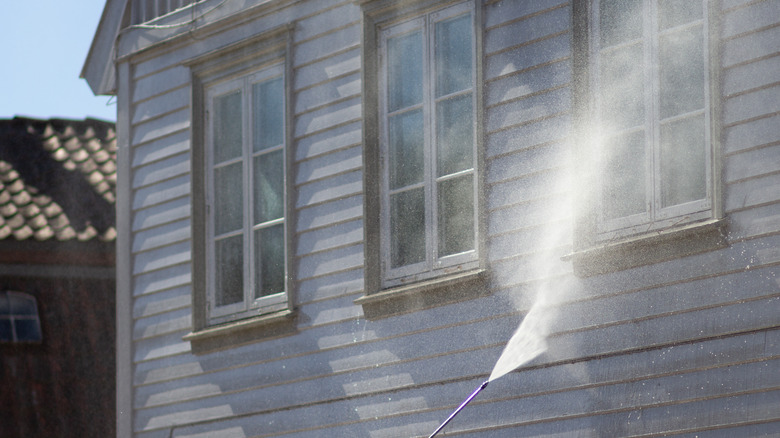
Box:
[0,274,115,438]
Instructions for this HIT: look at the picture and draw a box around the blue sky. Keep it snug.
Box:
[0,1,116,122]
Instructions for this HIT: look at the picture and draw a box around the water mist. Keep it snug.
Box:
[428,278,563,437]
[429,152,573,437]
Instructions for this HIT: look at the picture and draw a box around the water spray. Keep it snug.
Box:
[427,289,552,436]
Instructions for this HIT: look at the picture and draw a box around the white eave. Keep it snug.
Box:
[81,0,128,96]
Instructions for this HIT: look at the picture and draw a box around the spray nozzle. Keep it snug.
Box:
[428,380,489,437]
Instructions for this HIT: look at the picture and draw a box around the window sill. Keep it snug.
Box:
[183,309,296,354]
[355,268,489,319]
[563,219,728,277]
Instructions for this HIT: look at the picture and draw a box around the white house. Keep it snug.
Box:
[84,0,780,436]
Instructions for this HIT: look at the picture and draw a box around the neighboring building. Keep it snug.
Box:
[84,0,779,436]
[0,117,116,437]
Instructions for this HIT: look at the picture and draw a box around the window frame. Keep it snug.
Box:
[589,0,715,239]
[357,0,487,316]
[188,27,296,340]
[204,64,289,325]
[377,0,481,288]
[568,0,725,275]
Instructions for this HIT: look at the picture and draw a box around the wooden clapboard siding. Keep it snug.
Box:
[107,0,780,436]
[127,57,196,438]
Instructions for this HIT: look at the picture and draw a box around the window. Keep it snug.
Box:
[0,291,42,343]
[589,0,714,239]
[377,1,480,288]
[203,63,288,326]
[566,0,724,275]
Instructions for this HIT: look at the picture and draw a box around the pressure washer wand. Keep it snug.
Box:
[428,380,489,437]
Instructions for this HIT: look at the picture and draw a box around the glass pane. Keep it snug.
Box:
[438,174,474,257]
[599,0,643,47]
[602,130,646,220]
[659,25,705,119]
[0,293,9,315]
[600,43,645,132]
[658,0,702,30]
[215,235,244,307]
[387,31,423,112]
[253,77,284,152]
[254,150,284,224]
[213,91,243,163]
[388,109,424,190]
[435,13,472,97]
[255,224,285,298]
[390,188,425,268]
[14,319,42,342]
[8,294,36,315]
[0,319,12,341]
[660,114,706,207]
[437,93,473,176]
[214,162,243,235]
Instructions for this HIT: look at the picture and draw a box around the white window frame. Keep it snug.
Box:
[590,0,713,240]
[378,1,479,288]
[204,63,288,326]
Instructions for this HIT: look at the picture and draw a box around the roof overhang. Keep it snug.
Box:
[81,0,128,96]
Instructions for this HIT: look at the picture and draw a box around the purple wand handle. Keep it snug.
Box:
[428,380,489,438]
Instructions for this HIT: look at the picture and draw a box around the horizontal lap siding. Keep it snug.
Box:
[127,0,374,436]
[124,0,780,437]
[129,36,196,438]
[129,62,194,389]
[721,0,780,245]
[426,0,780,436]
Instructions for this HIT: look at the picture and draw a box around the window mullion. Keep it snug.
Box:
[425,14,437,269]
[243,77,254,313]
[646,0,659,221]
[702,0,713,203]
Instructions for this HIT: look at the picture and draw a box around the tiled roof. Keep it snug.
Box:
[0,117,117,242]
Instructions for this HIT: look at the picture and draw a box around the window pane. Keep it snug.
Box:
[390,188,425,268]
[0,319,12,341]
[658,0,702,30]
[660,114,706,207]
[214,162,243,235]
[600,43,645,131]
[254,149,284,224]
[215,235,244,307]
[438,174,474,257]
[213,91,243,163]
[659,25,705,119]
[14,319,41,342]
[599,0,643,47]
[8,294,36,315]
[435,13,472,97]
[255,224,285,298]
[602,130,646,220]
[388,109,424,190]
[387,31,423,112]
[437,93,473,176]
[253,77,284,152]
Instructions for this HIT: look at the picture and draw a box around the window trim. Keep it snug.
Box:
[204,63,289,325]
[358,0,487,316]
[377,1,480,287]
[589,0,715,240]
[188,26,296,342]
[569,0,724,275]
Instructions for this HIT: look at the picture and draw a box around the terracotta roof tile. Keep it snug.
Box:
[0,117,116,242]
